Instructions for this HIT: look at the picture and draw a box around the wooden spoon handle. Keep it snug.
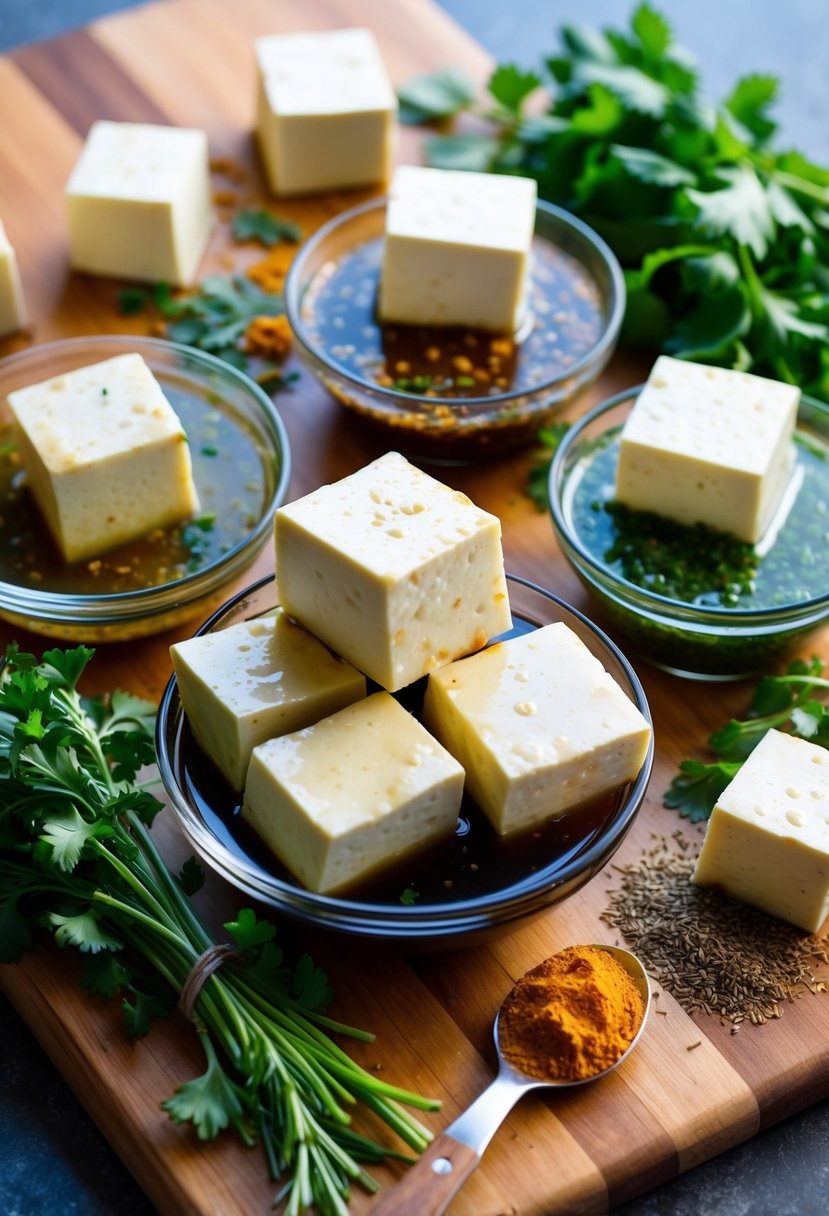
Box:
[370,1133,480,1216]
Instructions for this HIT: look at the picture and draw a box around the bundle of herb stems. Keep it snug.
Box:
[0,645,438,1216]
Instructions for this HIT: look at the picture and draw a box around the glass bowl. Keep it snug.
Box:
[549,387,829,680]
[0,335,291,642]
[284,198,624,460]
[156,572,653,946]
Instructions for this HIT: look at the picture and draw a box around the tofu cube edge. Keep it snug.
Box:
[423,621,652,835]
[8,353,199,562]
[66,120,212,286]
[241,691,464,894]
[255,28,396,196]
[378,165,537,333]
[171,609,367,790]
[615,356,799,544]
[693,728,829,933]
[274,451,512,692]
[0,220,27,337]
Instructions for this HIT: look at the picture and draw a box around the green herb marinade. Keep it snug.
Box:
[0,645,438,1215]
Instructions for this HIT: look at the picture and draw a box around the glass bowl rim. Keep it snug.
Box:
[284,196,626,409]
[155,570,654,937]
[0,334,292,619]
[548,385,829,624]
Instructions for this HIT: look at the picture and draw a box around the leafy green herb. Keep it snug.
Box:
[398,65,477,124]
[400,887,419,906]
[603,503,758,607]
[231,207,302,247]
[116,287,150,316]
[112,277,292,378]
[663,760,742,824]
[0,645,438,1210]
[665,656,829,819]
[407,4,829,403]
[526,423,570,511]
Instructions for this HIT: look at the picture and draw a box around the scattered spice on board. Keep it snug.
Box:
[498,944,644,1082]
[601,841,829,1026]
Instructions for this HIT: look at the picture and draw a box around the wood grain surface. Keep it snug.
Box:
[0,1,827,1213]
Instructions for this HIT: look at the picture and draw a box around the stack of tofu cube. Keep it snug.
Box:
[171,452,652,896]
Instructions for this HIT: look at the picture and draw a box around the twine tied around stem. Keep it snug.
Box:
[179,943,239,1021]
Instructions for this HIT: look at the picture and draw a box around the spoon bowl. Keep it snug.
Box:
[371,944,650,1216]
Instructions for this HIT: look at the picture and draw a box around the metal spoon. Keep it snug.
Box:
[371,944,650,1216]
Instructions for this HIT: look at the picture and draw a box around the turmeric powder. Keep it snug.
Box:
[499,944,644,1082]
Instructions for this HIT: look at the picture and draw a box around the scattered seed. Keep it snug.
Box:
[601,840,829,1027]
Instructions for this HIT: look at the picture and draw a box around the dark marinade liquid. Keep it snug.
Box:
[0,390,267,595]
[176,616,629,906]
[302,235,604,401]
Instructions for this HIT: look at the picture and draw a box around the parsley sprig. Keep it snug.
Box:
[404,4,829,404]
[0,645,437,1212]
[665,656,829,821]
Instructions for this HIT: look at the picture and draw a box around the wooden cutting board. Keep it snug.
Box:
[1,1,828,1213]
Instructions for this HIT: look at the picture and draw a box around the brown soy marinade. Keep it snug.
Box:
[302,233,604,401]
[0,391,267,595]
[180,719,626,906]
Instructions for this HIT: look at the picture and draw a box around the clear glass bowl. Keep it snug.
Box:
[156,572,653,946]
[549,388,829,680]
[284,198,624,460]
[0,335,291,641]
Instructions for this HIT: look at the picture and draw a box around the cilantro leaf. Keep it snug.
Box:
[41,808,113,871]
[631,3,672,59]
[488,64,541,113]
[122,980,175,1039]
[224,906,276,951]
[291,952,333,1012]
[663,759,742,822]
[48,909,123,954]
[423,133,499,173]
[725,74,778,142]
[177,856,205,896]
[82,951,132,998]
[163,1034,253,1140]
[231,208,301,247]
[397,66,476,124]
[687,165,775,260]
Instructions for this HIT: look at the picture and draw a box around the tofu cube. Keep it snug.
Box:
[0,220,27,337]
[615,356,799,543]
[378,165,537,332]
[274,451,512,692]
[66,121,212,285]
[8,353,199,563]
[693,729,829,933]
[242,691,464,893]
[423,622,652,835]
[255,28,396,196]
[171,609,367,790]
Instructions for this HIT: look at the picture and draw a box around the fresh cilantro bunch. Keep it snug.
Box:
[665,656,829,821]
[403,4,829,399]
[0,645,436,1214]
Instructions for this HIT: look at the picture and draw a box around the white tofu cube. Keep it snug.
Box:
[8,353,199,563]
[171,609,367,790]
[66,121,212,286]
[615,356,799,543]
[0,220,27,337]
[378,165,537,332]
[274,452,512,692]
[242,691,464,893]
[255,28,396,196]
[423,622,652,835]
[693,729,829,932]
